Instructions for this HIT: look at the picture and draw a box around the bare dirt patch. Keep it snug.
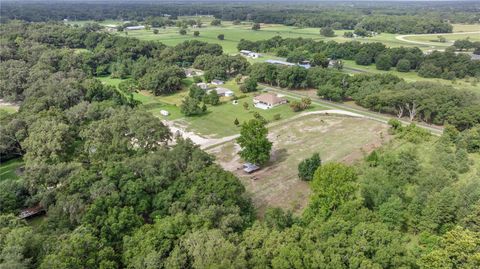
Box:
[208,115,391,216]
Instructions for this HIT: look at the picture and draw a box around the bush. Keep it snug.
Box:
[298,153,322,181]
[193,31,200,37]
[217,34,224,40]
[211,19,222,26]
[355,51,373,65]
[179,29,187,35]
[376,54,392,71]
[252,23,260,30]
[320,27,335,37]
[396,59,411,72]
[240,78,258,93]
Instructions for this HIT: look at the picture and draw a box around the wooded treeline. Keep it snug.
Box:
[238,37,480,80]
[3,1,480,33]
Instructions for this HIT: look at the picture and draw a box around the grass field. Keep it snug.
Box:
[98,76,327,137]
[342,60,480,93]
[209,115,391,215]
[0,158,23,182]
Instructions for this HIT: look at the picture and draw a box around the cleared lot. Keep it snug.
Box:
[208,115,391,216]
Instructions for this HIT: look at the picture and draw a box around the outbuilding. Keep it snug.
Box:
[210,87,234,97]
[125,26,146,30]
[211,79,224,85]
[196,82,209,90]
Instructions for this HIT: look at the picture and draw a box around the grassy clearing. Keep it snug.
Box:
[177,80,327,137]
[342,60,480,93]
[209,115,391,215]
[0,158,23,182]
[403,32,480,47]
[452,24,480,33]
[98,75,326,137]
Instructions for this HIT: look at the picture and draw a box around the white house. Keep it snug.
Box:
[210,87,234,97]
[211,79,224,85]
[196,82,209,90]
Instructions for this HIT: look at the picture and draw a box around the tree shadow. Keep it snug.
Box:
[268,148,288,165]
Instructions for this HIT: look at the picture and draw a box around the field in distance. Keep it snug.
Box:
[70,17,479,54]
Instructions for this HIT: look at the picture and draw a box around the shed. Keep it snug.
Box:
[211,79,224,85]
[18,205,45,219]
[160,110,169,116]
[196,82,209,90]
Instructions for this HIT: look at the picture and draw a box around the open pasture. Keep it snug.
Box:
[209,115,390,215]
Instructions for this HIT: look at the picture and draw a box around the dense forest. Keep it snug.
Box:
[3,1,480,33]
[1,15,480,269]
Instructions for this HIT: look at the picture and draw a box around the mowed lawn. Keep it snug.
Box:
[208,115,391,215]
[0,158,23,182]
[98,76,327,137]
[342,60,480,93]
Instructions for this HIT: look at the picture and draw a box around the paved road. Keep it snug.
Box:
[262,84,444,136]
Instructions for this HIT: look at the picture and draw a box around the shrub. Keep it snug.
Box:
[396,59,411,72]
[298,153,322,181]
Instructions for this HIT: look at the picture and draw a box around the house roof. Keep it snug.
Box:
[213,87,233,94]
[254,93,286,105]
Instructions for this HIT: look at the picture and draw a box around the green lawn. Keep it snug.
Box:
[342,60,480,93]
[0,158,23,182]
[98,75,326,137]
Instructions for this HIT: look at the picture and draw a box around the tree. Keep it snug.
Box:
[376,54,392,71]
[355,51,373,65]
[243,102,249,110]
[193,31,200,37]
[153,29,159,34]
[234,118,239,126]
[252,23,260,31]
[320,27,335,37]
[22,118,73,164]
[396,59,411,72]
[298,153,321,181]
[217,34,225,40]
[180,96,204,116]
[211,19,222,26]
[240,78,257,93]
[305,163,357,217]
[203,90,220,105]
[179,29,187,35]
[311,53,329,68]
[139,65,185,95]
[237,118,272,165]
[39,227,117,269]
[189,85,206,101]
